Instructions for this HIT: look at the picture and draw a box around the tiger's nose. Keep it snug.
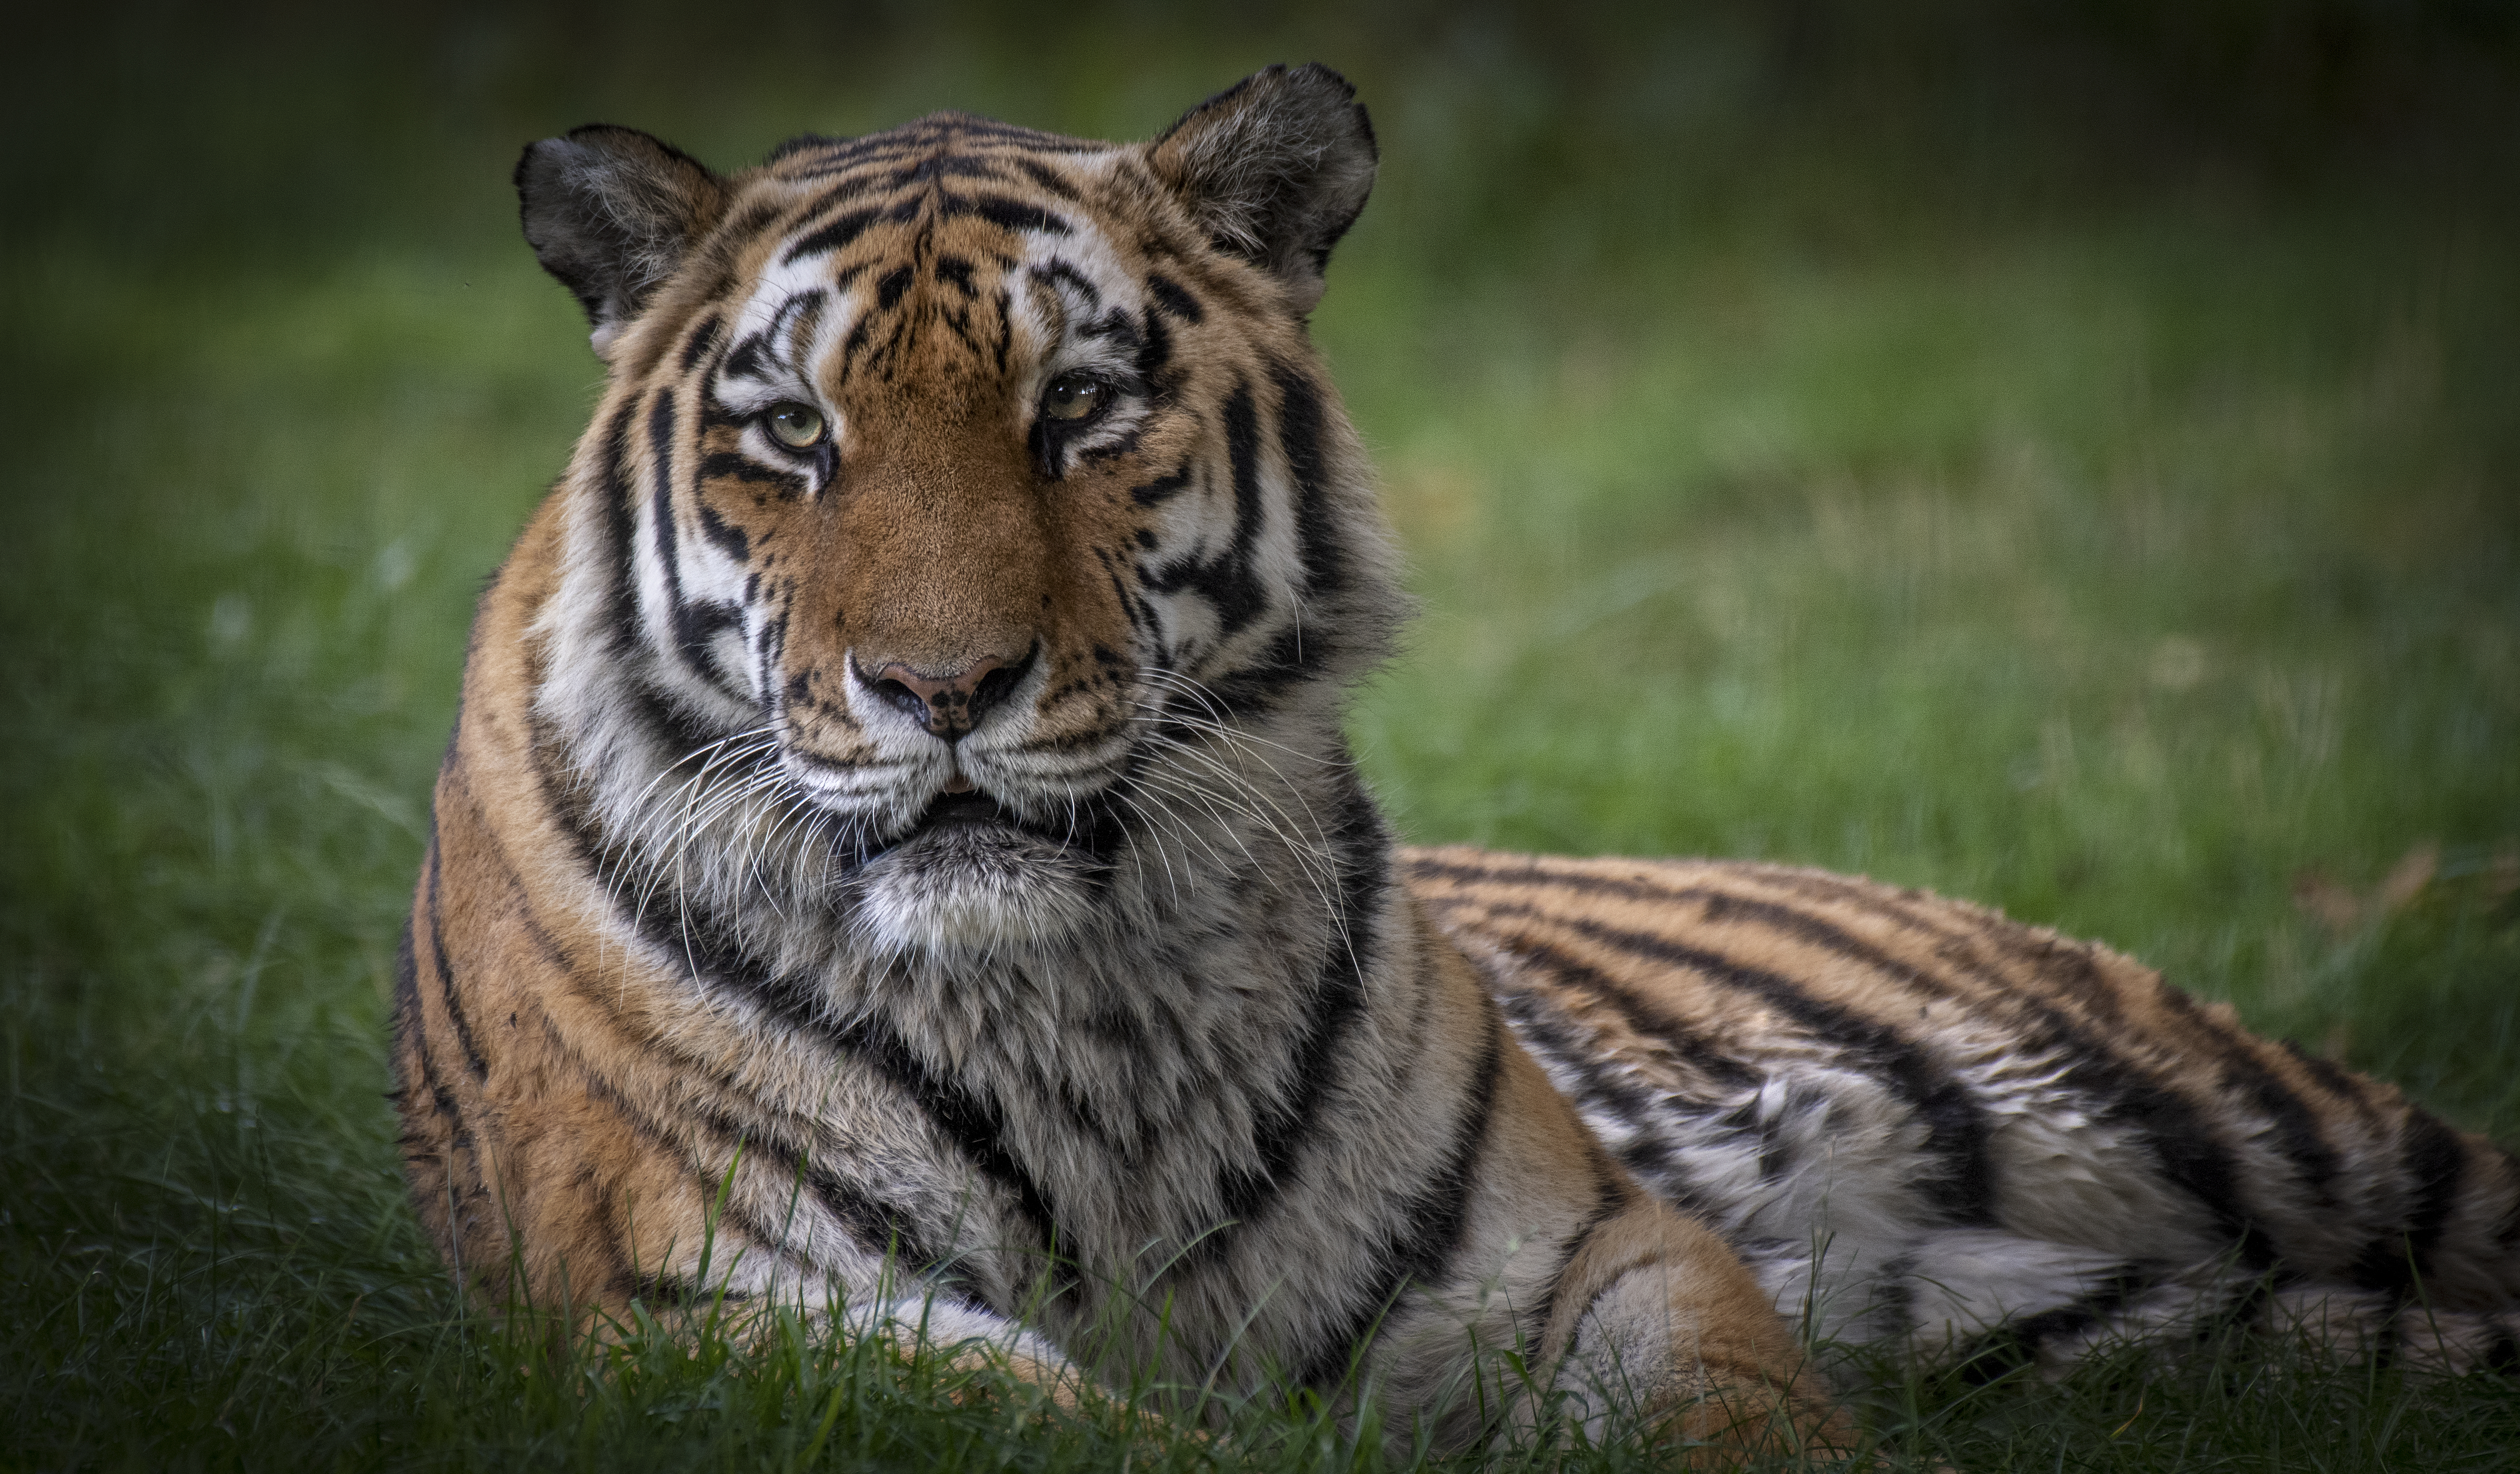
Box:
[862,655,1020,741]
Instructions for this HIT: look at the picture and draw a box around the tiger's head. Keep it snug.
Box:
[520,66,1400,959]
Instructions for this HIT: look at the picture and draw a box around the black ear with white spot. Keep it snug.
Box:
[515,125,730,359]
[1148,64,1378,312]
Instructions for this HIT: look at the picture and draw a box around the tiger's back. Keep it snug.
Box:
[1409,847,2520,1370]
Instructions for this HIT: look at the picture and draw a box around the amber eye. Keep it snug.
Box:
[764,401,827,450]
[1040,373,1110,424]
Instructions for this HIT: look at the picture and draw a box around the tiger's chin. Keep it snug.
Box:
[855,796,1106,957]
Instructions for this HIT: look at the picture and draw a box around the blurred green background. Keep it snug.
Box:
[5,1,2516,1468]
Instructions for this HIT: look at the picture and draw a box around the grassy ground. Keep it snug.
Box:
[4,4,2516,1469]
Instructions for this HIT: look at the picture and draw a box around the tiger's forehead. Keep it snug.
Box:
[709,117,1163,395]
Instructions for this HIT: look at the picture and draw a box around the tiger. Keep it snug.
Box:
[392,62,2520,1460]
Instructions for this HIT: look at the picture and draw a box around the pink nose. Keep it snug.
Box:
[862,656,1013,740]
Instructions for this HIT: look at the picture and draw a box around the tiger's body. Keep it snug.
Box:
[393,65,2519,1458]
[1411,851,2520,1375]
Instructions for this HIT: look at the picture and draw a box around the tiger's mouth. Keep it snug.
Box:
[878,776,1135,874]
[891,787,1089,853]
[773,741,1136,881]
[910,790,1018,833]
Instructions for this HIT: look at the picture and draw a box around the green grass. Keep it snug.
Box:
[5,4,2517,1469]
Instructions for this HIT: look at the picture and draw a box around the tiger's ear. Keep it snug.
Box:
[515,125,730,359]
[1147,63,1377,313]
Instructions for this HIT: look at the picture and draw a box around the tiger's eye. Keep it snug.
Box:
[1040,373,1109,423]
[765,401,826,449]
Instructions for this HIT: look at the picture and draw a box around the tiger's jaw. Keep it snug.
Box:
[846,785,1123,957]
[852,790,1114,957]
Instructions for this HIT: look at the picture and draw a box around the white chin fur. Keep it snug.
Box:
[857,829,1102,957]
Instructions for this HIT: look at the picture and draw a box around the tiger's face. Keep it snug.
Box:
[520,68,1397,954]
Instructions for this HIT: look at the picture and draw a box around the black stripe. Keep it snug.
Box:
[721,334,770,383]
[888,153,1008,187]
[1863,1250,1919,1346]
[1013,158,1081,201]
[1145,272,1203,323]
[1756,863,2137,1026]
[1293,997,1508,1389]
[777,129,1105,185]
[1075,306,1141,352]
[595,399,644,658]
[1950,1264,2151,1384]
[783,206,882,264]
[2199,1272,2277,1346]
[2156,987,2348,1208]
[1200,773,1390,1251]
[717,1106,952,1285]
[393,911,420,1033]
[2349,1108,2469,1292]
[719,199,790,249]
[766,289,829,365]
[941,193,1070,235]
[1498,986,1699,1175]
[1210,380,1270,635]
[631,1273,754,1308]
[922,118,1102,151]
[696,450,808,497]
[694,499,749,561]
[2372,1299,2405,1370]
[822,1007,1071,1283]
[646,393,749,706]
[1140,383,1269,633]
[1273,362,1341,599]
[530,999,988,1309]
[1035,260,1101,309]
[1195,623,1339,718]
[1524,1166,1631,1355]
[421,843,489,1082]
[2281,1037,2382,1121]
[1136,303,1173,391]
[675,314,723,375]
[1129,465,1193,507]
[550,1035,810,1275]
[837,314,876,382]
[392,896,469,1152]
[767,131,850,164]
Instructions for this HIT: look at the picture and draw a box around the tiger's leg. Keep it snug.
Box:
[393,826,1090,1402]
[1368,904,1859,1460]
[1541,1196,1860,1462]
[1748,1229,2520,1381]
